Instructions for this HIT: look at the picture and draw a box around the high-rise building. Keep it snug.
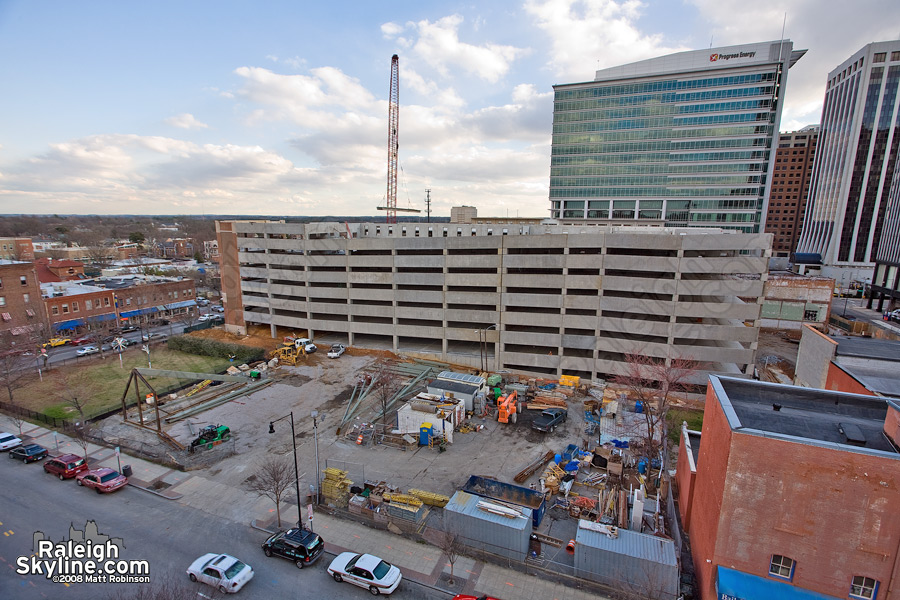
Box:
[797,41,900,283]
[765,126,818,256]
[549,40,805,232]
[870,138,900,311]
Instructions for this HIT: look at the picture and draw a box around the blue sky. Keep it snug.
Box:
[0,0,897,217]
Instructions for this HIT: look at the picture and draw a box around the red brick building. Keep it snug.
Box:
[765,127,818,257]
[0,238,35,261]
[0,260,49,346]
[34,258,86,283]
[678,376,900,600]
[44,278,198,333]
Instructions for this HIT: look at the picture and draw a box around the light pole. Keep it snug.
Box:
[268,411,303,529]
[480,324,498,373]
[311,410,320,509]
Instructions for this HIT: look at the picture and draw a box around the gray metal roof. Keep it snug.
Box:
[444,491,531,530]
[427,380,480,395]
[437,371,485,386]
[833,336,900,362]
[575,523,677,566]
[712,376,897,454]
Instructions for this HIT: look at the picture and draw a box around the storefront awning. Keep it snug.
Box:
[119,306,158,318]
[717,566,841,600]
[165,299,197,310]
[53,318,85,331]
[87,312,117,322]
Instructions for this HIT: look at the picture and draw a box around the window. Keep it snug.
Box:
[72,302,79,313]
[85,300,92,310]
[104,297,110,307]
[0,277,3,288]
[850,576,878,599]
[20,275,27,286]
[23,293,29,304]
[51,306,59,316]
[26,308,35,318]
[0,296,4,306]
[62,304,69,314]
[769,555,795,580]
[125,298,132,306]
[873,52,886,63]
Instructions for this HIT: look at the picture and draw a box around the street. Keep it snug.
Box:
[0,457,450,600]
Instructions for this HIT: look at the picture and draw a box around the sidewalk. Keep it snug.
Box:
[1,415,606,600]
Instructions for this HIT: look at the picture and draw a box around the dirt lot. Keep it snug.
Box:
[756,328,801,384]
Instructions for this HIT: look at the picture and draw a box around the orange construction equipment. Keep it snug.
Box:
[498,390,518,424]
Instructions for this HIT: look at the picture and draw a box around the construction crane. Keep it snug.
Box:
[377,54,420,223]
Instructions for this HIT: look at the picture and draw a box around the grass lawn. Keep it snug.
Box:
[667,407,704,445]
[11,348,232,420]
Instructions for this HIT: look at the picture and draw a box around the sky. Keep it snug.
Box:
[0,0,898,218]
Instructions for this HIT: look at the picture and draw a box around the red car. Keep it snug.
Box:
[453,596,502,600]
[72,335,97,346]
[43,454,88,480]
[76,468,128,493]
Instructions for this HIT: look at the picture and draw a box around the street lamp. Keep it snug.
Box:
[268,411,303,529]
[479,324,498,372]
[311,410,320,509]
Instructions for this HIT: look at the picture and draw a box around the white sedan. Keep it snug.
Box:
[328,552,402,595]
[327,344,346,359]
[0,432,23,451]
[76,345,100,356]
[187,553,254,594]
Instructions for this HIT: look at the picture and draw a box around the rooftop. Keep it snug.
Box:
[712,376,897,455]
[833,336,900,398]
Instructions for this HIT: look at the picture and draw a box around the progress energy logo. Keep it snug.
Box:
[710,50,756,62]
[16,520,150,584]
[710,53,719,62]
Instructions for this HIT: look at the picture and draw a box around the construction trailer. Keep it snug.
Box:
[395,393,463,444]
[444,491,532,562]
[574,520,678,598]
[462,475,547,528]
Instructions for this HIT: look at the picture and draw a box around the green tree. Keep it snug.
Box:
[129,232,146,244]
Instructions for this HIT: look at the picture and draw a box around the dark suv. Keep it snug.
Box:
[261,528,325,569]
[43,454,88,480]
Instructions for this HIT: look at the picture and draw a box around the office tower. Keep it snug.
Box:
[766,126,818,256]
[550,40,805,232]
[797,41,900,282]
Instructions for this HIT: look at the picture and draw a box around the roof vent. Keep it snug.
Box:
[772,403,782,411]
[838,422,867,447]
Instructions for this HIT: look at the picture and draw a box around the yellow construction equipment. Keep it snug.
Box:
[274,344,306,365]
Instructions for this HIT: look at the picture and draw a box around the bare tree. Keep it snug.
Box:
[372,361,399,425]
[612,353,698,465]
[247,455,295,528]
[56,373,97,466]
[0,330,39,403]
[436,528,463,585]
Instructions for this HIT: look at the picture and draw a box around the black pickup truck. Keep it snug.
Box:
[532,408,568,432]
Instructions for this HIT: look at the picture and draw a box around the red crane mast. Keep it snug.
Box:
[385,54,399,224]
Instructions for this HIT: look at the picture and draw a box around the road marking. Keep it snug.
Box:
[3,530,13,536]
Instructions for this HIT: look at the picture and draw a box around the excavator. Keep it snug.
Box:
[273,342,307,366]
[497,390,518,424]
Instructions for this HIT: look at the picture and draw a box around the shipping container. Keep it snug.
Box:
[462,475,547,527]
[444,491,531,562]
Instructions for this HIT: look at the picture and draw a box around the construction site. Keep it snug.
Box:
[83,324,692,597]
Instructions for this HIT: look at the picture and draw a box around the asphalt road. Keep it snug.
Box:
[0,456,450,600]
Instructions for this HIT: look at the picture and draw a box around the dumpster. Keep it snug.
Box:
[463,475,547,528]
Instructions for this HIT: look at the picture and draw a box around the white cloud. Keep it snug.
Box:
[410,15,527,82]
[381,21,404,38]
[524,0,687,80]
[164,113,209,130]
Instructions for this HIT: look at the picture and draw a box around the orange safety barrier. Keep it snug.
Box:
[566,539,576,554]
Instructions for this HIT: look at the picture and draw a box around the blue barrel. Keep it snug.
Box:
[637,458,648,474]
[554,453,562,464]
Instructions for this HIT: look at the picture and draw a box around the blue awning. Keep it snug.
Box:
[54,318,85,331]
[165,299,197,310]
[717,567,841,600]
[119,306,158,318]
[87,312,117,322]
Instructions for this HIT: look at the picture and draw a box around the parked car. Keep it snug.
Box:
[304,343,317,354]
[453,596,503,600]
[142,332,166,342]
[187,553,254,594]
[327,344,346,359]
[9,443,49,463]
[197,298,210,306]
[76,345,100,356]
[71,335,97,346]
[531,408,568,433]
[121,325,138,333]
[0,432,23,451]
[43,453,88,480]
[211,305,225,313]
[328,552,402,596]
[42,337,70,348]
[76,468,128,493]
[261,527,325,569]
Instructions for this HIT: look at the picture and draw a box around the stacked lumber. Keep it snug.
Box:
[322,467,352,507]
[408,488,449,507]
[383,493,424,508]
[530,396,568,409]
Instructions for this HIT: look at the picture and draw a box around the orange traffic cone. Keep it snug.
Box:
[566,539,576,554]
[356,434,364,445]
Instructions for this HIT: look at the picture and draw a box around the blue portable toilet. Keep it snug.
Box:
[419,423,433,446]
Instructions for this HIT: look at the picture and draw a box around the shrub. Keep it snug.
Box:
[166,335,264,364]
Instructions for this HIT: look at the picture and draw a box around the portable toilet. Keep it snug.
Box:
[419,423,433,446]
